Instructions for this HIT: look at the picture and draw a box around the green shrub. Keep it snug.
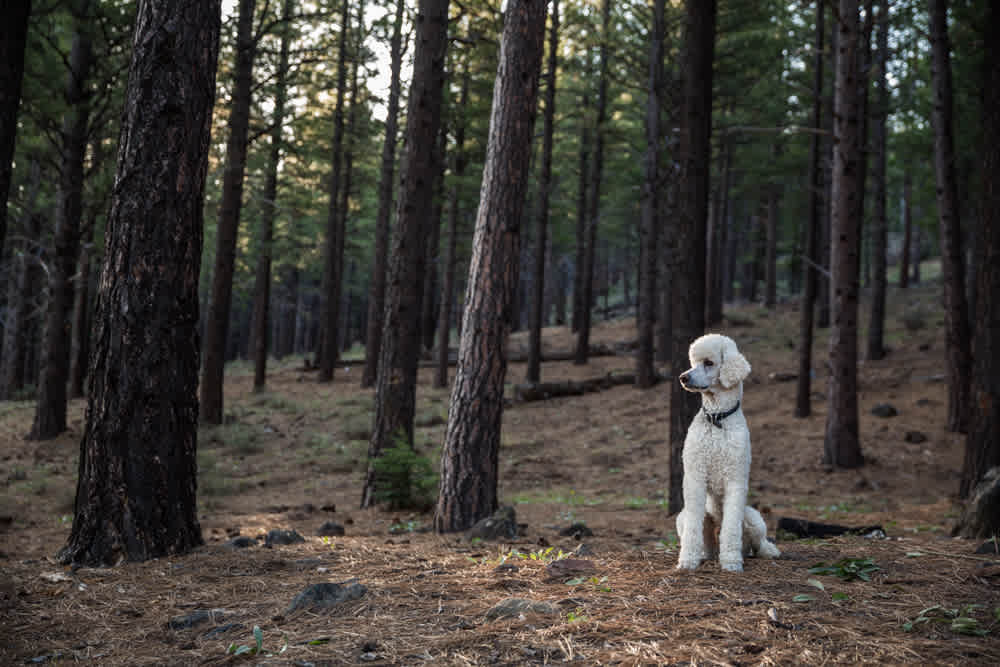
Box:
[372,431,437,511]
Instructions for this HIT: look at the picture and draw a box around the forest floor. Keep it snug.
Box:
[3,282,999,665]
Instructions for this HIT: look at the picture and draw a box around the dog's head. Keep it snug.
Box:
[678,334,751,393]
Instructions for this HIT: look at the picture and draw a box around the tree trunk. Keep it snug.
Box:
[250,0,294,392]
[855,0,873,284]
[958,1,999,502]
[421,126,446,355]
[68,212,95,399]
[362,0,405,388]
[30,4,93,440]
[527,0,559,385]
[637,0,664,389]
[818,9,838,330]
[200,0,256,423]
[575,0,610,365]
[764,173,779,308]
[824,0,863,469]
[669,0,716,513]
[899,171,912,288]
[318,0,352,382]
[435,0,546,533]
[796,0,825,419]
[866,1,888,362]
[58,0,220,566]
[929,0,971,433]
[572,84,590,335]
[706,137,730,325]
[0,0,30,258]
[362,0,449,509]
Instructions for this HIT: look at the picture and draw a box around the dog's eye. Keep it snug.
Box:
[704,360,714,367]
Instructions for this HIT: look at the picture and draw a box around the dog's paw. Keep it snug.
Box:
[720,559,744,572]
[676,558,702,571]
[757,540,781,559]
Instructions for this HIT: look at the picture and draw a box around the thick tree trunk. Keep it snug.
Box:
[30,6,93,440]
[435,0,546,533]
[200,0,256,423]
[362,0,405,388]
[250,0,294,392]
[58,0,220,566]
[668,0,716,513]
[866,2,889,362]
[527,0,559,385]
[796,0,825,419]
[899,172,912,288]
[637,0,664,389]
[362,0,449,509]
[0,0,30,258]
[575,0,610,365]
[824,0,863,468]
[318,0,352,382]
[929,0,972,433]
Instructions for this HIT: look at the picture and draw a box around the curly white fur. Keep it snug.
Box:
[675,333,780,572]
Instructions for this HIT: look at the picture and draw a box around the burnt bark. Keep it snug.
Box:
[824,0,864,468]
[58,0,221,566]
[362,0,449,509]
[200,0,256,423]
[362,0,405,388]
[434,0,546,533]
[421,125,446,354]
[899,172,912,288]
[929,0,971,433]
[866,2,888,362]
[0,0,30,257]
[67,211,95,399]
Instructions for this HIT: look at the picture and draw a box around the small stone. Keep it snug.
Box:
[223,536,257,549]
[321,503,337,513]
[287,579,367,613]
[466,506,518,542]
[493,563,519,575]
[317,521,345,537]
[904,431,927,444]
[545,558,598,579]
[202,623,243,638]
[870,403,898,418]
[558,522,593,539]
[573,543,595,557]
[265,529,305,547]
[484,597,558,621]
[168,609,225,630]
[767,371,797,382]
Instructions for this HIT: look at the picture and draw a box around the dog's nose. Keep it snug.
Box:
[679,371,690,385]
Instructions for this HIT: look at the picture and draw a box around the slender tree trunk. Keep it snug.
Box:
[362,0,449,508]
[527,0,559,385]
[818,10,838,330]
[200,0,256,423]
[435,0,546,533]
[706,137,729,325]
[929,0,971,433]
[68,211,96,399]
[824,0,863,468]
[637,0,664,389]
[318,0,352,382]
[764,168,779,308]
[575,0,611,365]
[362,0,405,388]
[58,0,220,566]
[899,171,912,288]
[572,87,590,335]
[866,1,889,362]
[0,0,30,258]
[30,3,93,440]
[855,0,873,283]
[796,0,825,419]
[250,0,294,392]
[1,200,40,400]
[421,126,446,355]
[669,0,716,513]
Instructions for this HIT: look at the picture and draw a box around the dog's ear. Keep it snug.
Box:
[719,338,751,388]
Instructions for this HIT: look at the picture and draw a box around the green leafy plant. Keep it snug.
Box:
[227,625,289,657]
[566,609,589,623]
[809,557,880,582]
[565,575,612,592]
[372,430,437,511]
[902,604,990,636]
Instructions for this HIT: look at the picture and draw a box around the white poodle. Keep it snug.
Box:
[674,333,780,572]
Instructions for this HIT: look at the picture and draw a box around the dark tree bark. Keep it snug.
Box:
[572,85,590,334]
[421,125,446,354]
[706,137,730,326]
[574,0,610,365]
[764,164,779,309]
[317,0,351,382]
[855,0,873,283]
[929,0,971,433]
[824,0,864,468]
[526,0,559,385]
[250,0,294,392]
[0,0,30,258]
[899,171,912,288]
[58,0,220,566]
[362,0,449,509]
[30,2,93,440]
[362,0,405,388]
[866,1,889,362]
[200,0,256,423]
[434,0,546,533]
[796,0,825,419]
[68,209,96,399]
[957,0,1000,503]
[818,9,838,330]
[668,0,716,512]
[434,63,468,390]
[636,0,664,389]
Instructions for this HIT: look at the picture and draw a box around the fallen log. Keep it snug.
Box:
[776,517,885,539]
[513,371,666,402]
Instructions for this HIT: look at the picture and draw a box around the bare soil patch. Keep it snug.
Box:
[2,285,998,665]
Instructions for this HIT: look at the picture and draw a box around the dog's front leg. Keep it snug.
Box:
[718,485,747,571]
[676,477,707,570]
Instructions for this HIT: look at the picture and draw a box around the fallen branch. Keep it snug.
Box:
[513,371,666,402]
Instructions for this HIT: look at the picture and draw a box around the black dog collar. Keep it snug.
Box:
[704,401,740,428]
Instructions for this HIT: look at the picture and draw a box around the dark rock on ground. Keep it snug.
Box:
[265,529,305,546]
[493,563,519,575]
[168,609,226,630]
[975,540,1000,555]
[317,521,345,537]
[545,558,597,579]
[558,522,593,539]
[871,403,898,418]
[202,623,243,638]
[466,506,518,542]
[287,579,367,613]
[904,431,928,443]
[224,536,257,549]
[484,597,558,621]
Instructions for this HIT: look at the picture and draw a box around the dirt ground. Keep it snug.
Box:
[2,283,999,665]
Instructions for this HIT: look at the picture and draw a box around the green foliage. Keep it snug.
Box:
[227,625,288,657]
[902,604,991,636]
[372,431,437,511]
[808,557,881,582]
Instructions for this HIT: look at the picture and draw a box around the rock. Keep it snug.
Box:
[767,371,797,383]
[168,609,226,630]
[545,558,598,579]
[573,543,595,557]
[287,579,367,613]
[265,529,305,547]
[484,597,558,621]
[223,536,257,550]
[202,623,243,638]
[904,431,928,444]
[466,506,518,542]
[493,563,519,575]
[870,403,898,418]
[321,503,337,513]
[975,540,1000,555]
[558,522,593,539]
[915,398,933,406]
[317,521,345,537]
[954,468,1000,539]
